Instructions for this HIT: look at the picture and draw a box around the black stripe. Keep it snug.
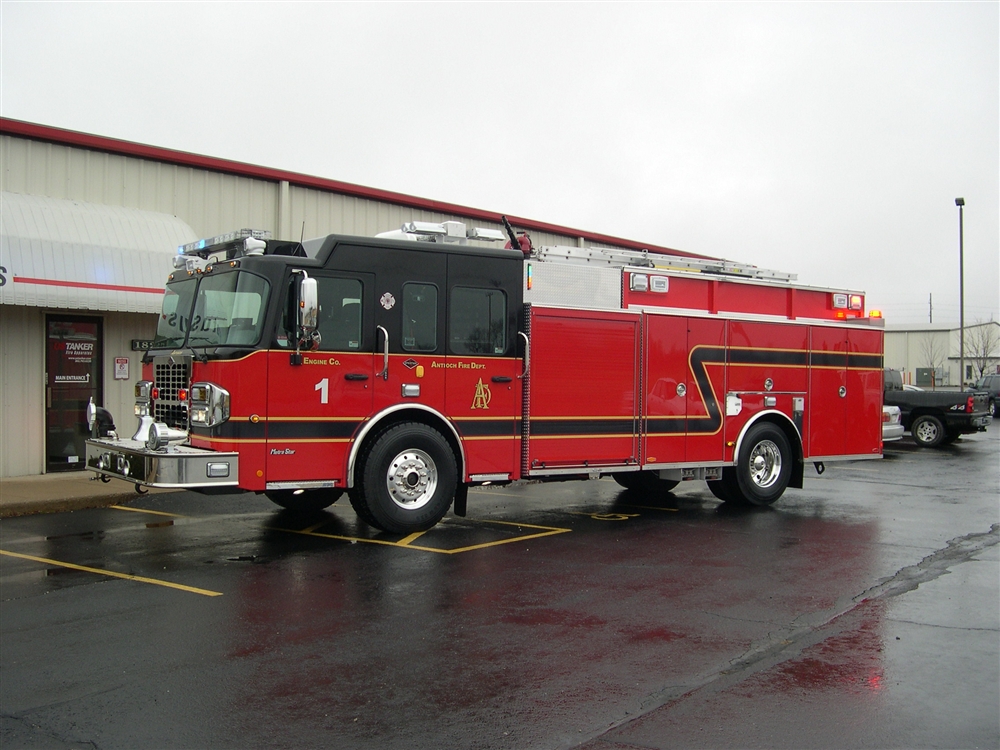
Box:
[193,422,266,441]
[848,353,883,369]
[266,421,362,440]
[729,349,809,366]
[455,420,516,438]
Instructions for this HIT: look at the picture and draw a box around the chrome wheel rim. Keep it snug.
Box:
[385,449,438,511]
[748,440,782,488]
[914,420,938,443]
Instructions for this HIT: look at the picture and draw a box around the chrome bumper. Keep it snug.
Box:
[85,438,239,488]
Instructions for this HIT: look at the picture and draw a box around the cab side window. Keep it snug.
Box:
[402,283,437,352]
[318,277,363,351]
[450,287,507,355]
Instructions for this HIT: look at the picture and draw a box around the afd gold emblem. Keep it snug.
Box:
[472,378,492,410]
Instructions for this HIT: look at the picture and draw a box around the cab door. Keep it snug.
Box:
[370,248,448,418]
[266,272,374,486]
[444,253,521,480]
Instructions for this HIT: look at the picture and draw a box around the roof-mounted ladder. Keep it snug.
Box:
[532,244,797,282]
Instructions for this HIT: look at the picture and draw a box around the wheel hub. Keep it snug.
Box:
[385,450,438,510]
[748,440,781,488]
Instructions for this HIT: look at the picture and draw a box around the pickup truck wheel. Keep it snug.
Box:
[265,488,342,512]
[911,415,945,448]
[612,472,679,493]
[990,399,997,418]
[730,422,792,506]
[360,423,457,534]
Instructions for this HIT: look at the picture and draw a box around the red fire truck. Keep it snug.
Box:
[87,220,885,533]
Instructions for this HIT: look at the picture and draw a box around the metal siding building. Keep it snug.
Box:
[1,118,702,478]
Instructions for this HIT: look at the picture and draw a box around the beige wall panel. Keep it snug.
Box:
[0,305,45,477]
[5,136,602,252]
[287,185,583,248]
[2,137,280,242]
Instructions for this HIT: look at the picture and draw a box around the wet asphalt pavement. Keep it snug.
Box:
[1,432,998,749]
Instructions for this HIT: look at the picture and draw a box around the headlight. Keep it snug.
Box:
[188,382,230,427]
[134,380,153,417]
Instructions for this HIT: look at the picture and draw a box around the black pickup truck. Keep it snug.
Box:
[883,369,992,447]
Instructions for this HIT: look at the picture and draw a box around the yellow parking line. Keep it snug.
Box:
[397,531,428,546]
[0,549,222,597]
[272,518,571,555]
[111,505,184,518]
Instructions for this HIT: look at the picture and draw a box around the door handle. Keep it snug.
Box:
[377,326,389,381]
[491,376,513,383]
[345,373,369,381]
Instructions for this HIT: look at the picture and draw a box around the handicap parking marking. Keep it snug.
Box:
[0,549,223,597]
[272,517,571,554]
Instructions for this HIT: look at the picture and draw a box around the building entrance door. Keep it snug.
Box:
[46,316,102,472]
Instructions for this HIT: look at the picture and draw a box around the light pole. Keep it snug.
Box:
[956,197,965,387]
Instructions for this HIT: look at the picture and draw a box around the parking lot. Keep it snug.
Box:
[2,431,998,750]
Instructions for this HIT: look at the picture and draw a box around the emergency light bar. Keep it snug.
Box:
[178,229,272,257]
[376,221,506,245]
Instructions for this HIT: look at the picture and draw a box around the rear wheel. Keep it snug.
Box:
[356,423,458,533]
[721,422,793,506]
[265,488,342,512]
[911,415,945,448]
[612,471,680,493]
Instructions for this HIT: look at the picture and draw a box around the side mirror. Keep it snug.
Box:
[291,273,320,365]
[298,275,319,335]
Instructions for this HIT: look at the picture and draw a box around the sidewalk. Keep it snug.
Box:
[0,471,173,518]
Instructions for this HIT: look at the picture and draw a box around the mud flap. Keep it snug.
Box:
[453,483,469,517]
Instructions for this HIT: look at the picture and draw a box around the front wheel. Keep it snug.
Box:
[721,422,793,506]
[911,415,945,448]
[357,423,458,533]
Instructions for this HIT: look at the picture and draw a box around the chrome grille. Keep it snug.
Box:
[153,358,190,429]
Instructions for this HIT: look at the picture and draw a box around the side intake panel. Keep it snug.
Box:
[526,307,639,472]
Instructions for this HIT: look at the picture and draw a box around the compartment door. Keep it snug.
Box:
[808,327,848,458]
[526,308,639,471]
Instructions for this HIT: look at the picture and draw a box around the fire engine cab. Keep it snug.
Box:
[86,220,885,533]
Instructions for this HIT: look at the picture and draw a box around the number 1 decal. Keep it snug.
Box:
[315,377,329,404]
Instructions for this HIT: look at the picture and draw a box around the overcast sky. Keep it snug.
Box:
[2,2,997,326]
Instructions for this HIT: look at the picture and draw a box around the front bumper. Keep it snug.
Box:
[86,438,239,488]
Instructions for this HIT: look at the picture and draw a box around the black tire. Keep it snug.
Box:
[357,423,458,534]
[990,399,996,418]
[707,476,744,504]
[612,472,680,493]
[727,422,793,506]
[911,415,945,448]
[265,488,342,512]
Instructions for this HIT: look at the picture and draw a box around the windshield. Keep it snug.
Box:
[153,271,271,349]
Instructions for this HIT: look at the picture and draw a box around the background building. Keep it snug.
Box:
[884,321,1000,387]
[1,118,704,478]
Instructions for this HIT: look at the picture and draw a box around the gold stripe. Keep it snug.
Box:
[0,549,223,597]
